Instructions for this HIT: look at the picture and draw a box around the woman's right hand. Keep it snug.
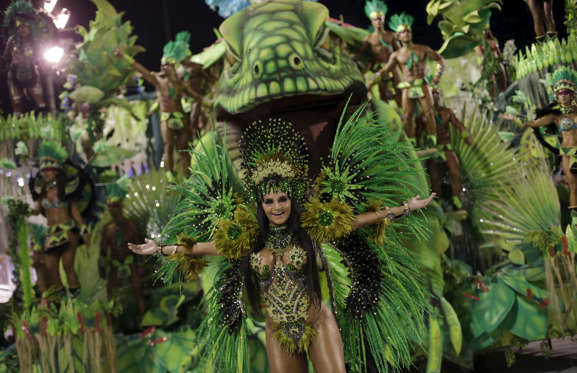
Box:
[128,239,159,255]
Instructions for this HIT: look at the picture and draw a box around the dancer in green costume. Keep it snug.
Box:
[130,110,435,372]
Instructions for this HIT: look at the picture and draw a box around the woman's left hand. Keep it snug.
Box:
[407,193,437,211]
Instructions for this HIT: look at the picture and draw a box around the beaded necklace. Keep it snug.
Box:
[267,224,293,255]
[560,105,577,114]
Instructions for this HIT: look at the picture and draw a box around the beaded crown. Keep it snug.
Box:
[162,31,191,64]
[240,118,309,203]
[551,66,577,93]
[389,12,413,33]
[364,0,387,20]
[38,141,67,170]
[106,175,131,203]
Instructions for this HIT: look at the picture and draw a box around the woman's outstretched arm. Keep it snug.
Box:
[128,239,219,256]
[351,193,436,230]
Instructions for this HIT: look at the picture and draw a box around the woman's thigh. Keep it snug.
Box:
[308,303,346,373]
[265,321,308,373]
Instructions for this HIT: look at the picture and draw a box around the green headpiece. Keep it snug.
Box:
[106,175,131,203]
[162,31,191,64]
[38,141,67,170]
[240,118,309,204]
[389,12,413,33]
[551,66,577,93]
[3,0,34,28]
[364,0,387,20]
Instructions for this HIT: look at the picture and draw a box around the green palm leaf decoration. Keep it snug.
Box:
[453,108,560,249]
[479,164,560,248]
[69,0,144,95]
[122,167,179,239]
[452,111,524,243]
[0,113,68,142]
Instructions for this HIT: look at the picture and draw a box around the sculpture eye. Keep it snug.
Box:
[289,53,304,70]
[253,61,263,77]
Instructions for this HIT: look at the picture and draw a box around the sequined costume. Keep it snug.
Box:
[30,143,94,252]
[161,110,432,372]
[249,226,314,352]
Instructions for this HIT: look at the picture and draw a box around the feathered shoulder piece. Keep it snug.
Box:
[301,197,354,242]
[213,205,258,259]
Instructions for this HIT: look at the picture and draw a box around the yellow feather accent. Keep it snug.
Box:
[213,206,258,259]
[168,253,206,281]
[271,323,316,354]
[176,233,196,250]
[301,198,354,242]
[366,200,390,245]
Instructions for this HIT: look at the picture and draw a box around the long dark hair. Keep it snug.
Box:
[243,200,322,313]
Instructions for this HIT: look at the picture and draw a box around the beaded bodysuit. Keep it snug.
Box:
[249,225,315,353]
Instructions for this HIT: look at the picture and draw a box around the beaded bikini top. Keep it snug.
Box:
[559,116,577,132]
[249,225,314,352]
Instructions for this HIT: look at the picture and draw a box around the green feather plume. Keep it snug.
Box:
[163,132,242,244]
[3,0,34,28]
[364,0,388,19]
[38,141,68,164]
[322,102,431,372]
[551,66,577,92]
[163,31,192,63]
[388,12,413,32]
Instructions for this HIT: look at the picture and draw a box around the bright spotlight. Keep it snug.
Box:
[44,46,64,64]
[43,0,58,13]
[54,8,70,29]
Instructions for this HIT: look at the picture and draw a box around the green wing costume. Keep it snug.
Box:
[312,105,429,372]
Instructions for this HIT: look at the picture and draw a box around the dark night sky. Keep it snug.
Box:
[0,0,568,111]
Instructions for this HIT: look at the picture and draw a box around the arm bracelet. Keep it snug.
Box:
[402,202,411,216]
[157,245,177,257]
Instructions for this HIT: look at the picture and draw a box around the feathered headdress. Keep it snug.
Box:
[551,66,577,93]
[162,31,192,64]
[240,118,309,203]
[3,0,34,28]
[364,0,387,20]
[38,141,68,170]
[106,175,131,203]
[389,12,413,33]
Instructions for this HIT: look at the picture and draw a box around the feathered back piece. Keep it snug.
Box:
[389,12,413,33]
[364,0,387,20]
[106,175,131,203]
[551,66,577,93]
[162,31,191,64]
[3,0,34,28]
[38,141,68,170]
[240,118,309,203]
